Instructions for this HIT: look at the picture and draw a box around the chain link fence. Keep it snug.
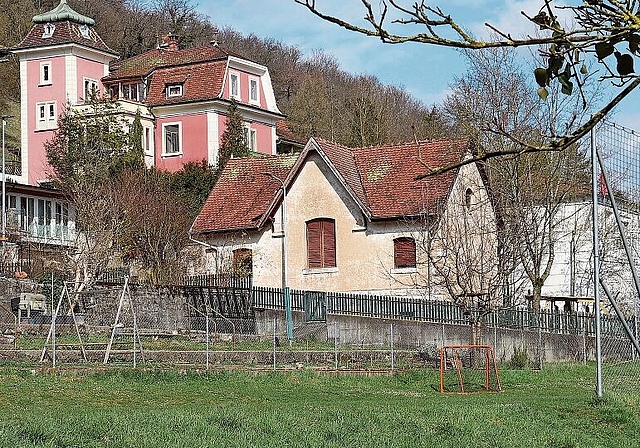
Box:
[594,120,640,399]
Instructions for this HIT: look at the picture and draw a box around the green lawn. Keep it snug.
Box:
[0,364,637,448]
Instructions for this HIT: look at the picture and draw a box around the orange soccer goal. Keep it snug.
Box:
[439,345,503,394]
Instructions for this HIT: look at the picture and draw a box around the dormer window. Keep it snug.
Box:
[465,188,474,210]
[42,23,55,38]
[78,24,90,39]
[166,84,183,98]
[249,77,259,105]
[229,72,240,100]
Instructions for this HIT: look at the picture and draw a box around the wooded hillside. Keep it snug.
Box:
[0,0,450,149]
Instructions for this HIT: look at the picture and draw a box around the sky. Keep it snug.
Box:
[197,0,639,130]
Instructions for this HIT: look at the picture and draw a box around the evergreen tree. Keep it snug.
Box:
[218,100,250,170]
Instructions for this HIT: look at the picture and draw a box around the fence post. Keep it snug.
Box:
[390,323,395,372]
[206,314,210,371]
[334,321,338,370]
[583,323,587,365]
[272,317,276,371]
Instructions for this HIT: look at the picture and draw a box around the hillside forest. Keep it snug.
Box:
[0,0,452,151]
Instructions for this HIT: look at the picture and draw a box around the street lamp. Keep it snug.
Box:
[260,171,293,345]
[1,114,13,243]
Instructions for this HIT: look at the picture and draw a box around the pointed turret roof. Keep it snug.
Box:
[32,0,95,26]
[13,0,116,55]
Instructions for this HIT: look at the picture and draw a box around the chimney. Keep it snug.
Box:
[160,32,179,51]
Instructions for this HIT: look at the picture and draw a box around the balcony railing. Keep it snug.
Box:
[3,160,21,176]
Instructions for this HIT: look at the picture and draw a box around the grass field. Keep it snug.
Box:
[0,363,637,448]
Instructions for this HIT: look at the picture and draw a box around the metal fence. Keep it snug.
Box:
[252,285,630,338]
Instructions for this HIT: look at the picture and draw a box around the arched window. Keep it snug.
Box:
[394,237,416,269]
[306,218,336,268]
[465,188,473,210]
[232,248,252,276]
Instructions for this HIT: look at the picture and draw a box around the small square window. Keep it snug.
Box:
[166,84,183,98]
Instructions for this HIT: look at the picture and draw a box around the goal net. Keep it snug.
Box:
[439,345,502,393]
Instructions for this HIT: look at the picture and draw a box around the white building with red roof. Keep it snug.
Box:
[190,138,498,298]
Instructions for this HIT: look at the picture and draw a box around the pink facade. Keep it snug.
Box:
[76,56,107,101]
[16,3,283,185]
[154,113,209,172]
[22,52,111,184]
[26,56,67,184]
[223,70,265,109]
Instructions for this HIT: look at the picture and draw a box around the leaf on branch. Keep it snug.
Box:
[627,34,640,54]
[614,51,635,76]
[534,68,549,87]
[595,42,614,60]
[531,11,550,29]
[547,56,563,75]
[537,87,549,100]
[580,64,588,75]
[558,73,573,95]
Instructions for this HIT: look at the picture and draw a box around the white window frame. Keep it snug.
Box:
[78,24,90,39]
[36,101,57,131]
[143,126,153,155]
[162,122,182,156]
[248,77,259,105]
[40,62,52,86]
[243,126,257,152]
[229,72,240,100]
[166,84,183,98]
[42,23,55,38]
[83,77,98,102]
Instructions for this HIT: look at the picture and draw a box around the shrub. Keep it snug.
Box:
[510,347,528,369]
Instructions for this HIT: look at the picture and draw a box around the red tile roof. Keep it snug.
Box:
[351,139,465,218]
[104,46,239,81]
[14,21,116,55]
[276,120,305,145]
[144,60,227,106]
[191,155,299,234]
[192,138,469,234]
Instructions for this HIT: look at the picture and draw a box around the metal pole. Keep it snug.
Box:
[334,322,338,370]
[206,314,210,371]
[596,149,640,304]
[390,323,395,371]
[260,172,293,345]
[1,116,7,241]
[272,317,276,371]
[591,128,603,397]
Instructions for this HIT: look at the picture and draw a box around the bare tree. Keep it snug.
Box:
[424,171,504,345]
[444,48,593,313]
[295,0,640,168]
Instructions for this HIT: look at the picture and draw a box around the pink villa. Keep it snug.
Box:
[4,0,295,250]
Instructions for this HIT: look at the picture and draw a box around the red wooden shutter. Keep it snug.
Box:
[322,220,336,268]
[307,220,323,268]
[394,238,416,268]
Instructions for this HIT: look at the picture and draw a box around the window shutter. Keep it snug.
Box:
[322,220,336,268]
[394,238,416,268]
[307,220,322,268]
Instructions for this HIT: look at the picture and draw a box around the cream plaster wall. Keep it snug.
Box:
[198,153,497,299]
